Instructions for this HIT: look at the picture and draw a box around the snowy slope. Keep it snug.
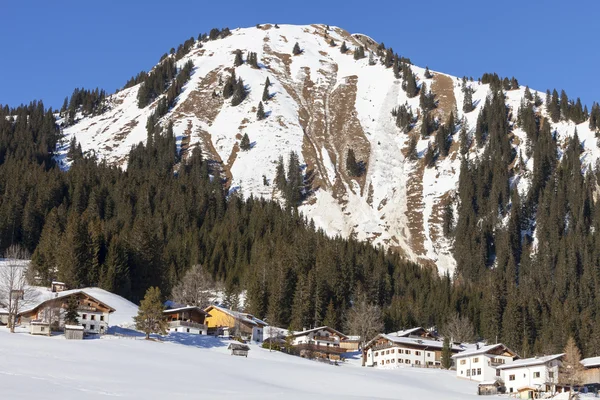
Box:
[0,327,482,399]
[61,23,600,274]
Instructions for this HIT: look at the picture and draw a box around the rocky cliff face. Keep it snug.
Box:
[62,24,600,274]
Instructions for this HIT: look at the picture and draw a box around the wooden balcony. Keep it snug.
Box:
[168,320,207,331]
[293,343,346,355]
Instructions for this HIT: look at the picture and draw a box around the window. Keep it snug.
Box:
[467,370,471,377]
[41,327,45,332]
[90,325,95,331]
[399,349,404,354]
[471,369,476,376]
[186,328,190,333]
[386,350,390,355]
[82,314,87,320]
[415,360,421,365]
[415,351,421,356]
[509,375,515,381]
[405,359,410,364]
[391,349,395,354]
[473,357,479,363]
[406,350,411,355]
[533,372,540,378]
[460,360,466,365]
[375,352,378,357]
[91,315,96,321]
[392,359,395,363]
[496,370,501,377]
[82,324,87,329]
[386,360,389,364]
[548,372,554,378]
[477,368,481,375]
[398,359,401,363]
[427,352,432,358]
[100,316,104,321]
[381,361,384,365]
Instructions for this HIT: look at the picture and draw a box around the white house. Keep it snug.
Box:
[364,334,464,368]
[289,326,348,361]
[452,343,518,382]
[496,353,563,396]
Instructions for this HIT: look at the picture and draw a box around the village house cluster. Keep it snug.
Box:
[2,281,599,398]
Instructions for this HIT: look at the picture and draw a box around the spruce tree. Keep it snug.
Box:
[256,101,266,120]
[292,42,302,55]
[329,39,336,47]
[441,337,452,369]
[346,149,361,177]
[424,66,433,79]
[64,296,80,325]
[231,77,246,106]
[463,87,474,113]
[262,79,270,102]
[340,41,348,53]
[240,133,251,151]
[233,50,243,67]
[134,287,167,339]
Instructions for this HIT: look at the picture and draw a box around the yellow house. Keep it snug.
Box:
[204,305,266,342]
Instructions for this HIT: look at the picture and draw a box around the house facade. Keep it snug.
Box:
[164,306,209,335]
[204,305,266,342]
[364,334,464,368]
[582,356,600,385]
[452,343,518,382]
[496,354,563,395]
[290,326,348,361]
[20,291,115,336]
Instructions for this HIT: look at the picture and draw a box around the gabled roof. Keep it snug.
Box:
[164,306,209,316]
[496,354,563,370]
[581,356,600,368]
[388,327,428,337]
[366,333,464,352]
[452,343,518,359]
[20,290,116,315]
[204,305,267,327]
[291,326,348,339]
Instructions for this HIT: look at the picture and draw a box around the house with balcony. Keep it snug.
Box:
[452,343,519,382]
[204,305,267,342]
[496,353,563,396]
[289,326,348,361]
[363,334,465,368]
[19,290,115,336]
[164,306,209,335]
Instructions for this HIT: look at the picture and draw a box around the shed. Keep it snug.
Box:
[30,320,51,336]
[65,324,85,340]
[228,342,250,357]
[477,380,503,396]
[517,385,541,399]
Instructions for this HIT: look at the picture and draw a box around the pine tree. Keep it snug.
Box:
[402,65,418,98]
[340,41,348,53]
[134,287,167,339]
[441,337,452,369]
[64,296,80,325]
[257,101,265,120]
[424,66,433,79]
[549,89,560,122]
[274,156,287,193]
[353,46,365,60]
[406,135,418,161]
[346,149,361,177]
[240,133,251,151]
[233,50,243,67]
[231,77,246,106]
[463,87,474,113]
[292,42,302,55]
[262,79,270,102]
[329,39,336,47]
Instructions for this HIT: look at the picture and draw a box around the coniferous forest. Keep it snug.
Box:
[2,30,600,362]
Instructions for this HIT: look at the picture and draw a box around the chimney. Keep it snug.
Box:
[476,343,480,350]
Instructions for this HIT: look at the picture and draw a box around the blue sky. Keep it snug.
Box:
[1,0,598,109]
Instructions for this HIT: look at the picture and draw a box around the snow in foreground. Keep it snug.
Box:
[0,328,481,399]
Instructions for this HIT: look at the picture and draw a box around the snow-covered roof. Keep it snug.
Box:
[205,305,266,327]
[344,335,360,341]
[164,306,208,315]
[388,327,428,337]
[451,343,517,359]
[496,354,563,370]
[291,326,348,339]
[51,281,66,285]
[20,288,116,315]
[581,356,600,368]
[479,381,501,386]
[65,325,84,330]
[376,334,464,352]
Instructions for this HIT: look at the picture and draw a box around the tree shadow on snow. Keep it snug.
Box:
[162,332,228,349]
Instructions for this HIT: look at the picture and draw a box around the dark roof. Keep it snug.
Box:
[163,306,209,316]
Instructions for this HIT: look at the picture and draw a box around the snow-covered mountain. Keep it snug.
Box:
[61,24,600,274]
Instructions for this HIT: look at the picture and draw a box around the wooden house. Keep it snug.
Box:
[204,305,266,342]
[581,356,600,385]
[364,333,465,368]
[290,326,348,361]
[478,380,503,395]
[340,335,361,352]
[51,281,67,293]
[64,325,85,340]
[20,290,115,336]
[164,306,209,335]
